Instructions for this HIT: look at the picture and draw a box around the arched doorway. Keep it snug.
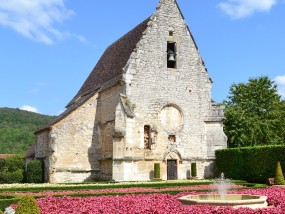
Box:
[164,150,182,180]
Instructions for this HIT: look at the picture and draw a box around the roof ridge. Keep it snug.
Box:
[67,17,151,108]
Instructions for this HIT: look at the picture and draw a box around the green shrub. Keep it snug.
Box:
[0,155,24,184]
[0,170,24,184]
[154,163,160,179]
[0,209,3,214]
[26,160,43,183]
[0,194,22,212]
[215,145,285,183]
[215,148,245,179]
[0,159,6,171]
[15,196,40,214]
[191,163,197,177]
[274,161,285,185]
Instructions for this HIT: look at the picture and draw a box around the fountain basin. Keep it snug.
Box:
[179,194,268,209]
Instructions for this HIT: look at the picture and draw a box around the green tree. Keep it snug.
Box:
[224,76,285,147]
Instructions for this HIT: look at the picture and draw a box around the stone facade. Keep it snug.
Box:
[33,0,227,183]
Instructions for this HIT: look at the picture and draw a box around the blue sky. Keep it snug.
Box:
[0,0,285,116]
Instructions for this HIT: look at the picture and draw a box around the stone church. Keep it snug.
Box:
[31,0,227,183]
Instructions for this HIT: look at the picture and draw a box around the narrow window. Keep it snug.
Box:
[167,42,176,68]
[144,125,151,149]
[168,31,174,42]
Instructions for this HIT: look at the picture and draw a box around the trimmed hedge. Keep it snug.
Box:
[274,161,285,185]
[191,163,197,177]
[0,181,218,193]
[0,155,24,184]
[15,196,40,214]
[215,145,285,183]
[154,163,161,179]
[0,195,22,212]
[26,160,43,183]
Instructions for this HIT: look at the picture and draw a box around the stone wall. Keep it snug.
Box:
[35,131,51,182]
[44,94,99,183]
[43,83,124,182]
[116,0,226,180]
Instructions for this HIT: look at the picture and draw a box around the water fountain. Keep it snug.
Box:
[179,173,268,209]
[215,172,230,200]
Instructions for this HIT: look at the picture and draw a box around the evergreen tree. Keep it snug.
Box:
[274,161,285,185]
[15,196,40,214]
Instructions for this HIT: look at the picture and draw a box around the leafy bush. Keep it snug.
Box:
[15,196,40,214]
[0,170,23,184]
[191,163,197,177]
[0,159,5,171]
[154,163,160,179]
[0,155,24,184]
[215,145,285,183]
[0,209,3,214]
[26,160,43,183]
[274,161,285,185]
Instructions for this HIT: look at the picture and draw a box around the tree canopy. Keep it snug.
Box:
[224,76,285,148]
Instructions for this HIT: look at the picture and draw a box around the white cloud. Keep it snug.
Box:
[218,0,277,19]
[36,82,49,87]
[274,75,285,97]
[20,105,39,113]
[0,0,87,45]
[29,88,40,94]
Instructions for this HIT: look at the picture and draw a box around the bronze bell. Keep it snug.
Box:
[168,51,176,61]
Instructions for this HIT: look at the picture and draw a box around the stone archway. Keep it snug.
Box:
[164,150,182,180]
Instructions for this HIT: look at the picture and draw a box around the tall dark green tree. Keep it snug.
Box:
[224,76,285,147]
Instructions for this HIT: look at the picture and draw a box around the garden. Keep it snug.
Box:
[0,179,284,214]
[1,145,285,213]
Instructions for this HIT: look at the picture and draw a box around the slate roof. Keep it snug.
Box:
[24,142,36,159]
[35,17,150,133]
[67,17,150,107]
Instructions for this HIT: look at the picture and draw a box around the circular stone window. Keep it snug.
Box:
[159,104,183,132]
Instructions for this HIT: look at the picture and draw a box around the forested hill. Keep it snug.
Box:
[0,108,57,154]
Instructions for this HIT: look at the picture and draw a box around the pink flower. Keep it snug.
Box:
[10,186,285,213]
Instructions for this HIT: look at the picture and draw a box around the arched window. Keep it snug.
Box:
[167,31,176,69]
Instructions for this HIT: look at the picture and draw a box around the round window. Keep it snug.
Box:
[159,104,183,132]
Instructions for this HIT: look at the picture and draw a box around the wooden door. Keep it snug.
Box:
[167,160,177,180]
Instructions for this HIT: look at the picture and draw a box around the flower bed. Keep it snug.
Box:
[11,187,285,213]
[2,184,244,197]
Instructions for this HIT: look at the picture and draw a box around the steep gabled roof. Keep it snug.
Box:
[67,17,150,107]
[24,142,36,159]
[35,17,150,134]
